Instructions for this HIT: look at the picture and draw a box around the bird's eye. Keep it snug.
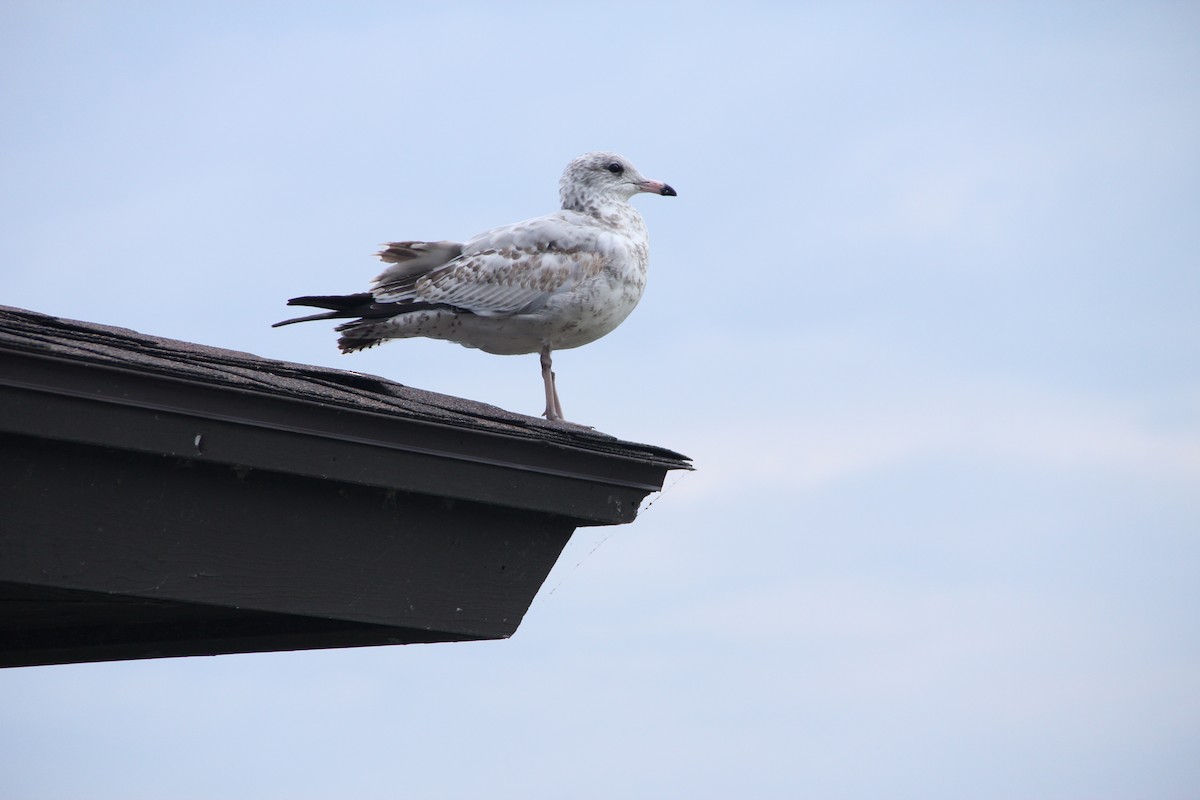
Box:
[606,162,624,175]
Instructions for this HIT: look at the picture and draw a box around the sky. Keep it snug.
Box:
[2,1,1198,797]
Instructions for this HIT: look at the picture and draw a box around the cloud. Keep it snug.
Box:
[652,332,1200,498]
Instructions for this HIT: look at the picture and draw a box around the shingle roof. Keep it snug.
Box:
[1,305,692,666]
[0,305,691,472]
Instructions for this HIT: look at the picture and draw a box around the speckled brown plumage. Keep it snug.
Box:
[274,152,676,423]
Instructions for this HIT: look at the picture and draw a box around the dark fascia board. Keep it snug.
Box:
[0,306,691,526]
[0,582,480,669]
[1,433,580,659]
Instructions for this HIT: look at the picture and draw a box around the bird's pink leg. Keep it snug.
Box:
[540,345,564,421]
[551,373,565,421]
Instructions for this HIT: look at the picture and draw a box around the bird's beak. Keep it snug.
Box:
[635,179,677,197]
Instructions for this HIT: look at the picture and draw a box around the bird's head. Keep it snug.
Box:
[559,152,676,212]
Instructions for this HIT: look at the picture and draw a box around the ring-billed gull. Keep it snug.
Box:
[273,151,676,424]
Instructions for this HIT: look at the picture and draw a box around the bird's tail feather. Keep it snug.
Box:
[272,293,381,328]
[274,292,463,353]
[274,293,416,353]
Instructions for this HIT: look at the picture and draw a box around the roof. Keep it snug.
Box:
[0,305,690,524]
[0,305,691,667]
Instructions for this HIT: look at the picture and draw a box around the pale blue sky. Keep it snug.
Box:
[2,2,1198,798]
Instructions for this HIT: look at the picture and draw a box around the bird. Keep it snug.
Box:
[273,151,676,424]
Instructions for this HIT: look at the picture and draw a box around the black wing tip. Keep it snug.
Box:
[286,293,373,310]
[272,310,343,328]
[273,293,380,328]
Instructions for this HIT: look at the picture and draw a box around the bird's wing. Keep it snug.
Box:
[373,240,463,286]
[372,214,610,317]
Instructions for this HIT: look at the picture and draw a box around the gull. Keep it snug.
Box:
[273,151,676,423]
